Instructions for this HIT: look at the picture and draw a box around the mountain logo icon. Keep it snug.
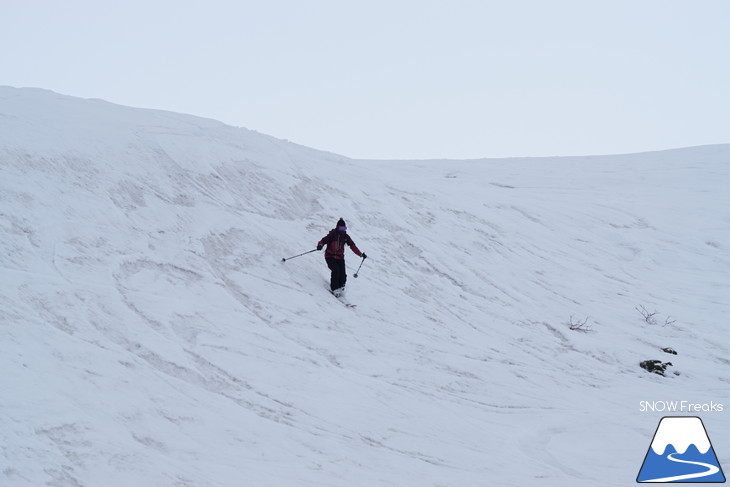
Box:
[637,416,725,483]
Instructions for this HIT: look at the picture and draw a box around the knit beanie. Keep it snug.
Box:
[337,218,346,228]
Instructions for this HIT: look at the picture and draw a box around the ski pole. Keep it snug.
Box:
[353,255,366,278]
[281,249,318,262]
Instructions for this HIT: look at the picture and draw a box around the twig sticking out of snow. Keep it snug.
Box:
[566,315,592,333]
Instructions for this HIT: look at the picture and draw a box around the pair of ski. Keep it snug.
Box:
[330,290,356,308]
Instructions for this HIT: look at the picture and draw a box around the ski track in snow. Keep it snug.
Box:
[1,87,730,487]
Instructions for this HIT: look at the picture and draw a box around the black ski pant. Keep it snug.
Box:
[326,258,347,291]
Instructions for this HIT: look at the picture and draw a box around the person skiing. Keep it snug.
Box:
[317,218,367,297]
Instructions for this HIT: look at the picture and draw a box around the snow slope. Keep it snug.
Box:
[1,86,729,486]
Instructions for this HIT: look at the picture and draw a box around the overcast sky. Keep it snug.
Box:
[2,1,729,159]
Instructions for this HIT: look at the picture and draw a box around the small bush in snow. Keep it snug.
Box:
[566,315,592,333]
[636,305,676,327]
[636,305,659,325]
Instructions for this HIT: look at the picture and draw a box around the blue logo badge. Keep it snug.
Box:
[637,416,725,483]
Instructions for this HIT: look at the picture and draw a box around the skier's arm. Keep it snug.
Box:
[317,230,334,250]
[346,235,364,257]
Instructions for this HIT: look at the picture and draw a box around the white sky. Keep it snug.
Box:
[2,0,729,160]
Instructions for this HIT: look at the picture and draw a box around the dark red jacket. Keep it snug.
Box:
[318,229,362,260]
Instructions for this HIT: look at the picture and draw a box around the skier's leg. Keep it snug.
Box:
[325,258,337,291]
[334,259,347,293]
[339,259,347,290]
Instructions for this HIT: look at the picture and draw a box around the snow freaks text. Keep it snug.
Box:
[639,401,724,413]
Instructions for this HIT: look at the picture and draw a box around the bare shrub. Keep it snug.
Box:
[636,305,659,325]
[636,305,677,327]
[566,315,592,333]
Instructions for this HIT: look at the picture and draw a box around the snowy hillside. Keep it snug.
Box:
[1,86,729,487]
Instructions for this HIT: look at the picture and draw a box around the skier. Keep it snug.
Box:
[317,218,367,297]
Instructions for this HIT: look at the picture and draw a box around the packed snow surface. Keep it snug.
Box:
[1,87,729,486]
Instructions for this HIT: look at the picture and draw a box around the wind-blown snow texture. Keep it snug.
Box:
[1,86,729,486]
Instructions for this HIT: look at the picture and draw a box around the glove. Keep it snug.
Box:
[361,253,367,259]
[317,244,323,251]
